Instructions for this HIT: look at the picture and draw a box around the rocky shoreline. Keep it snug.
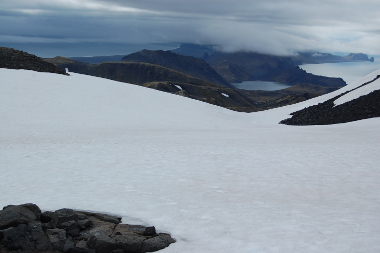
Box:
[0,204,175,253]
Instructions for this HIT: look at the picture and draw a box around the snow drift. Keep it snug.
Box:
[1,68,380,253]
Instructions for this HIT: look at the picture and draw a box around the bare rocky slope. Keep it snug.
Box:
[280,75,380,125]
[0,47,67,75]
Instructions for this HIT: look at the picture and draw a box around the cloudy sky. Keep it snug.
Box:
[1,0,380,57]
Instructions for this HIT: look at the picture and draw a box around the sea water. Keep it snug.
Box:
[232,57,380,91]
[300,57,380,85]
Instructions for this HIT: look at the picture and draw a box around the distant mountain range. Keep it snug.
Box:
[292,52,374,64]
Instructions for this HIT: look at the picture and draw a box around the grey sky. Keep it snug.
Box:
[1,0,379,56]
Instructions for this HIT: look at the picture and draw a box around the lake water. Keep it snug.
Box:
[300,57,380,84]
[232,81,292,91]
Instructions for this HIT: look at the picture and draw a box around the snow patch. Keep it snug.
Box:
[1,68,380,253]
[174,85,182,90]
[221,93,229,97]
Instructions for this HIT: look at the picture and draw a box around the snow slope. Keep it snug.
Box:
[1,68,380,253]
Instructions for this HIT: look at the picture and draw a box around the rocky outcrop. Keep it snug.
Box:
[280,75,380,125]
[122,50,234,88]
[0,204,175,253]
[0,47,67,75]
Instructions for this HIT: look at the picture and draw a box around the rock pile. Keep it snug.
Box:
[0,204,175,253]
[280,75,380,125]
[0,47,67,75]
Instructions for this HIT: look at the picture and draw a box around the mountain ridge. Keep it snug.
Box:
[121,49,234,89]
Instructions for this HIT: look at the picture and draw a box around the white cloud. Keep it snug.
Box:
[1,0,379,55]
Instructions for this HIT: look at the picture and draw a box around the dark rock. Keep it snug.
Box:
[114,234,144,253]
[0,205,39,230]
[77,214,89,221]
[114,224,145,236]
[78,219,93,229]
[87,231,116,253]
[28,221,52,251]
[93,214,121,225]
[73,239,93,253]
[46,228,68,251]
[2,222,51,251]
[19,204,42,220]
[143,226,156,236]
[141,234,176,253]
[66,246,94,253]
[55,209,79,227]
[60,221,81,237]
[41,211,58,223]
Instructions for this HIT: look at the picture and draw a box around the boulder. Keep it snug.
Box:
[87,230,116,253]
[0,204,40,230]
[141,234,176,253]
[55,209,79,227]
[93,214,121,225]
[2,221,51,251]
[47,228,75,252]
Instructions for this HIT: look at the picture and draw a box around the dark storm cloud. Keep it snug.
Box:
[1,0,379,55]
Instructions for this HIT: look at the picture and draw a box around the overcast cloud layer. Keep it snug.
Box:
[1,0,380,57]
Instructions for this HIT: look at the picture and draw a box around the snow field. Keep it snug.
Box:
[1,68,380,253]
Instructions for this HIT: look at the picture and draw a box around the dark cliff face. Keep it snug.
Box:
[121,50,234,88]
[0,47,67,75]
[205,51,295,80]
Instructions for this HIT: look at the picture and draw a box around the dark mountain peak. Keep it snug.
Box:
[0,47,67,75]
[122,49,234,88]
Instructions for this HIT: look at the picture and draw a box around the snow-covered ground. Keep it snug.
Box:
[1,68,380,253]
